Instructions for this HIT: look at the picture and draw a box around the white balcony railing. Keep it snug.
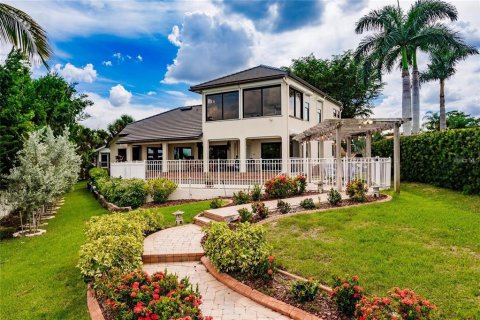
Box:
[110,157,391,189]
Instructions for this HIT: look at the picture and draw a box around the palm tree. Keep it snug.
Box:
[422,110,441,131]
[407,0,458,134]
[355,1,461,135]
[0,3,52,66]
[420,45,478,130]
[107,114,135,138]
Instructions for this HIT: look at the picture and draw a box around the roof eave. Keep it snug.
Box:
[189,75,286,93]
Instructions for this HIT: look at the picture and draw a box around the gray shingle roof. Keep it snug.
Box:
[116,105,202,144]
[189,65,287,92]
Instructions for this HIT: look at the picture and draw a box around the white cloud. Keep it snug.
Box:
[147,91,156,96]
[102,60,112,66]
[113,52,123,61]
[137,54,143,62]
[184,98,202,106]
[109,84,133,107]
[168,25,182,46]
[163,13,255,84]
[165,90,186,97]
[81,92,168,129]
[53,63,97,83]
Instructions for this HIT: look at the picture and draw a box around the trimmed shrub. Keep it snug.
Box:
[264,175,294,199]
[115,179,148,208]
[209,197,223,209]
[125,209,164,234]
[276,200,291,214]
[89,167,108,183]
[372,128,480,194]
[233,190,250,204]
[251,201,269,219]
[346,179,367,202]
[94,269,206,320]
[238,208,253,223]
[291,280,320,303]
[331,275,364,317]
[203,222,272,277]
[146,178,177,204]
[250,184,262,201]
[85,214,144,241]
[293,175,307,195]
[77,234,143,279]
[327,188,342,205]
[299,198,316,209]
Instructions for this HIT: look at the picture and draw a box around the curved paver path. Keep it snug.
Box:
[143,225,290,320]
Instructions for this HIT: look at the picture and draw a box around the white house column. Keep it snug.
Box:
[335,125,343,192]
[318,139,324,158]
[161,142,168,172]
[239,138,247,173]
[365,132,372,157]
[282,135,289,174]
[203,139,209,173]
[394,123,401,193]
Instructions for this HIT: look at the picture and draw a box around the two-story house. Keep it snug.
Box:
[109,65,342,174]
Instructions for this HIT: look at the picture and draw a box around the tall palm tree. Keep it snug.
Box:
[107,114,135,138]
[0,3,52,66]
[355,1,461,135]
[420,45,478,130]
[407,0,458,134]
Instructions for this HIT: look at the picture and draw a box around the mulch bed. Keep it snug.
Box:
[238,272,349,320]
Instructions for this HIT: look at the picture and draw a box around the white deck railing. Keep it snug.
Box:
[110,157,391,189]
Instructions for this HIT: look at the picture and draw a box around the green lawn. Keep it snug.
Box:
[137,200,212,227]
[265,183,480,319]
[0,182,212,319]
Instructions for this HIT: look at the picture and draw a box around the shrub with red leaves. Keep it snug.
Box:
[331,275,364,317]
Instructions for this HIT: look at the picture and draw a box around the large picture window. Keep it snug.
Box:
[289,87,303,119]
[147,147,162,160]
[243,85,281,118]
[174,147,192,160]
[206,91,239,121]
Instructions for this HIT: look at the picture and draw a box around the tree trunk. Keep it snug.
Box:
[411,66,420,134]
[402,68,412,135]
[439,79,446,130]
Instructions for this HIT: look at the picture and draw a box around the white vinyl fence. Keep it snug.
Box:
[110,157,391,189]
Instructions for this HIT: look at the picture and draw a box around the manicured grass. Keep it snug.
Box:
[0,181,106,319]
[0,183,212,319]
[137,200,212,227]
[265,183,480,319]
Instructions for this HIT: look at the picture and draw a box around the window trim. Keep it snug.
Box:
[317,101,323,123]
[206,91,239,121]
[242,84,282,118]
[304,101,310,121]
[289,87,303,119]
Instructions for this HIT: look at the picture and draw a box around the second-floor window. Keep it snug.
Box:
[304,101,310,121]
[317,101,323,123]
[206,91,239,121]
[289,87,303,119]
[243,85,281,118]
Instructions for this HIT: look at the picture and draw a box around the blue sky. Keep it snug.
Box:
[2,0,479,129]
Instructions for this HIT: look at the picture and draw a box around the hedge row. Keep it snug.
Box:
[372,128,479,194]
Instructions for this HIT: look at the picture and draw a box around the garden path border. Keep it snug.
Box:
[87,285,105,320]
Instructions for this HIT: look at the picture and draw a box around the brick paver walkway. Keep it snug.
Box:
[143,224,204,255]
[143,225,290,319]
[143,262,290,320]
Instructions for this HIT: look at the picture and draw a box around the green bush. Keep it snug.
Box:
[77,234,143,279]
[372,128,480,194]
[124,209,164,234]
[331,275,363,317]
[85,214,145,241]
[250,184,262,201]
[290,280,320,303]
[293,175,307,195]
[346,179,367,202]
[264,175,294,198]
[299,198,316,209]
[89,167,108,183]
[97,178,147,208]
[203,222,272,277]
[233,190,250,204]
[276,200,291,214]
[238,208,253,223]
[209,197,223,209]
[0,226,16,240]
[146,178,177,203]
[327,188,342,205]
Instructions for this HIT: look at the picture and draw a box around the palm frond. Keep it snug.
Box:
[407,0,457,33]
[355,5,401,34]
[0,3,52,67]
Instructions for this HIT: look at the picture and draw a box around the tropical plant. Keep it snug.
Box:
[355,0,461,135]
[251,201,269,219]
[0,3,52,66]
[250,183,262,201]
[238,208,253,223]
[299,198,316,209]
[327,188,342,205]
[276,200,291,214]
[107,114,134,138]
[146,178,177,204]
[421,45,478,130]
[331,275,364,317]
[290,280,320,303]
[284,51,384,118]
[233,190,250,204]
[209,197,223,209]
[346,179,368,202]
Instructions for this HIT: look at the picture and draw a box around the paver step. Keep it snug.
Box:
[202,210,237,222]
[143,252,203,264]
[194,215,215,227]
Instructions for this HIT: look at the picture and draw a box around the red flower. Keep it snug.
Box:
[267,256,275,263]
[343,282,350,289]
[151,315,159,320]
[132,281,140,288]
[352,275,359,281]
[130,292,137,298]
[133,302,144,314]
[153,293,160,300]
[267,269,273,275]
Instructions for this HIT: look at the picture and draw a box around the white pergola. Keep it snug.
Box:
[294,118,406,193]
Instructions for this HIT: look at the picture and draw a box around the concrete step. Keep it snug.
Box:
[194,215,215,227]
[202,209,238,223]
